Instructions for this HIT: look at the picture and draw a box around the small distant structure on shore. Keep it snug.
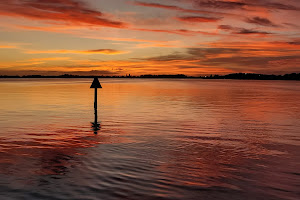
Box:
[90,77,102,134]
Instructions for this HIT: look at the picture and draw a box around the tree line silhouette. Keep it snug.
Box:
[0,73,299,80]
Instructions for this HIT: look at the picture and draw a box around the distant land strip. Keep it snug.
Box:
[0,73,299,80]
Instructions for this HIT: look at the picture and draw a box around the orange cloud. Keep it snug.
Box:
[0,57,71,69]
[38,59,231,76]
[0,61,44,68]
[27,57,71,62]
[16,23,219,37]
[134,43,179,48]
[0,45,17,49]
[6,24,179,45]
[0,43,30,49]
[25,49,128,55]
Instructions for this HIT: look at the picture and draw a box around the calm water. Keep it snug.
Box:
[0,78,299,200]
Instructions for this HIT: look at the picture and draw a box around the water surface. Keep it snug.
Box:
[0,79,299,200]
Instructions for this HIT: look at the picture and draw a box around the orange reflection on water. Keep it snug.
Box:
[0,79,132,176]
[0,78,299,200]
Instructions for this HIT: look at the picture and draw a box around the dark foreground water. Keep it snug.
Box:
[0,79,299,200]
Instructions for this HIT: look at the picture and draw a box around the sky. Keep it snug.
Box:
[0,0,299,76]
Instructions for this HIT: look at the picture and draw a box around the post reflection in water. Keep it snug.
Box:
[92,122,101,134]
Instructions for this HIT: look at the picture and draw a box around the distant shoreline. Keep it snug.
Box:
[0,73,299,80]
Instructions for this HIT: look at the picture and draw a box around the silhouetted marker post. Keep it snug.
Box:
[90,77,102,132]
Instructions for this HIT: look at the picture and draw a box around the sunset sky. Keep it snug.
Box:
[0,0,299,76]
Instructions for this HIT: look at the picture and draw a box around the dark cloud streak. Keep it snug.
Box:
[176,16,221,23]
[140,42,300,74]
[195,0,246,9]
[132,1,239,17]
[193,0,300,11]
[218,25,271,35]
[246,17,279,27]
[133,28,218,36]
